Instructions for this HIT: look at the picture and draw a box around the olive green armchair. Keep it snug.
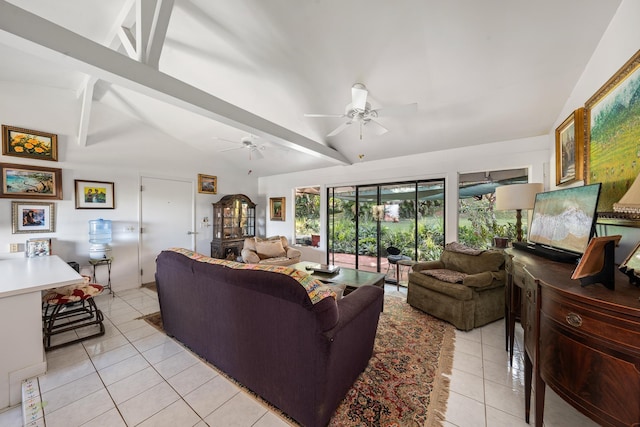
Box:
[407,243,505,331]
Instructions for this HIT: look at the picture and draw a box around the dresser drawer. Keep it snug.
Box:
[539,313,640,426]
[540,287,640,354]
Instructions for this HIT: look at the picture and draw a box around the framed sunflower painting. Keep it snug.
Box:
[2,125,58,161]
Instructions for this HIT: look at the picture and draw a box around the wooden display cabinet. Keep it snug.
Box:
[210,194,256,259]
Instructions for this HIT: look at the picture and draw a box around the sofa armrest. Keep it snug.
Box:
[241,249,260,264]
[323,285,384,340]
[287,247,302,259]
[412,260,445,272]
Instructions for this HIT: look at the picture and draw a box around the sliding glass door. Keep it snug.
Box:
[328,179,445,273]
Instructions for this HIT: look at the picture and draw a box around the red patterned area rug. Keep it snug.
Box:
[329,295,455,427]
[141,295,455,427]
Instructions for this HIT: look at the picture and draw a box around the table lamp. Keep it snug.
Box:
[495,183,544,242]
[614,173,640,213]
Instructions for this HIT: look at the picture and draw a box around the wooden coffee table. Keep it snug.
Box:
[290,261,385,296]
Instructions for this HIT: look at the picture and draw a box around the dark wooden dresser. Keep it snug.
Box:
[505,248,640,427]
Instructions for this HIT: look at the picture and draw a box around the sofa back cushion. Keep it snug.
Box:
[441,249,504,275]
[255,238,286,259]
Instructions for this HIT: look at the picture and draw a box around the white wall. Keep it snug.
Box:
[0,82,258,291]
[548,0,640,262]
[259,135,550,262]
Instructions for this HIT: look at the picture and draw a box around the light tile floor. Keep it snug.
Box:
[0,285,600,426]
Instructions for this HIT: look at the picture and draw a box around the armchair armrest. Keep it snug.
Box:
[241,249,260,264]
[287,247,302,259]
[412,260,445,272]
[463,270,506,288]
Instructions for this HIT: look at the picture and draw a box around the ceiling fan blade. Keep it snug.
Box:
[213,136,240,144]
[219,146,244,152]
[365,119,388,136]
[304,113,345,118]
[251,148,265,160]
[351,83,368,111]
[327,121,352,137]
[374,102,418,117]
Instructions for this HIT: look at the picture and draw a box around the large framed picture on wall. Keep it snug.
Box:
[586,49,640,212]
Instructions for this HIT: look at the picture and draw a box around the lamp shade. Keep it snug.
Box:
[614,174,640,213]
[495,183,544,211]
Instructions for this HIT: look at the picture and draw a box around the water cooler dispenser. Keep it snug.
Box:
[89,219,112,259]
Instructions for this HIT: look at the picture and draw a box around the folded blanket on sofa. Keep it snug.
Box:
[168,247,336,303]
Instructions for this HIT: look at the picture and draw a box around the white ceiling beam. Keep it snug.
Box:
[77,76,98,146]
[106,0,136,50]
[145,0,173,68]
[136,0,154,62]
[0,1,349,165]
[117,26,137,59]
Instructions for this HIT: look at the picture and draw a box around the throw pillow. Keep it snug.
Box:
[255,239,286,259]
[421,268,467,283]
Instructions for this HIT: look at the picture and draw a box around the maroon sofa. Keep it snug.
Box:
[155,250,384,427]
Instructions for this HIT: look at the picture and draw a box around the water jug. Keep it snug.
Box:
[89,219,112,244]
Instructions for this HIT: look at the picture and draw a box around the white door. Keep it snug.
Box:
[140,176,194,284]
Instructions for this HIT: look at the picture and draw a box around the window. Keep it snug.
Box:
[458,169,528,249]
[294,186,321,246]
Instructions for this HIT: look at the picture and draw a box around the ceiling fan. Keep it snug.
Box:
[304,83,417,139]
[216,136,266,160]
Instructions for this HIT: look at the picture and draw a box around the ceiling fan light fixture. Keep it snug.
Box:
[304,83,416,138]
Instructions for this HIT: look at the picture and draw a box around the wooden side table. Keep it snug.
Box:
[89,258,113,294]
[396,259,415,290]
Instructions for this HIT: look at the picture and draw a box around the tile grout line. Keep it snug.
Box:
[100,291,214,426]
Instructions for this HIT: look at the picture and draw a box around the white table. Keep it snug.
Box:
[0,256,82,409]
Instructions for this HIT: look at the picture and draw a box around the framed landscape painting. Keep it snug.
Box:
[586,49,640,212]
[198,174,217,194]
[270,197,285,221]
[12,201,56,234]
[555,108,584,186]
[75,179,115,209]
[0,163,63,200]
[2,125,58,161]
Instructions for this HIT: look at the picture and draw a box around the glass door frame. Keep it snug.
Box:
[327,178,445,272]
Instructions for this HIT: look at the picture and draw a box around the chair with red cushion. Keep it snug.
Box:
[42,275,105,351]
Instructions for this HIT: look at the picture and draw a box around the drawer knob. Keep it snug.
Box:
[566,312,582,327]
[526,289,533,299]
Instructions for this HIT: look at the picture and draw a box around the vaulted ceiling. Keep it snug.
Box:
[0,0,622,176]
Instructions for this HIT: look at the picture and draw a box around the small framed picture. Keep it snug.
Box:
[75,180,115,209]
[198,174,217,194]
[270,197,285,221]
[12,201,56,234]
[26,238,52,257]
[0,162,63,200]
[555,108,584,186]
[2,125,58,161]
